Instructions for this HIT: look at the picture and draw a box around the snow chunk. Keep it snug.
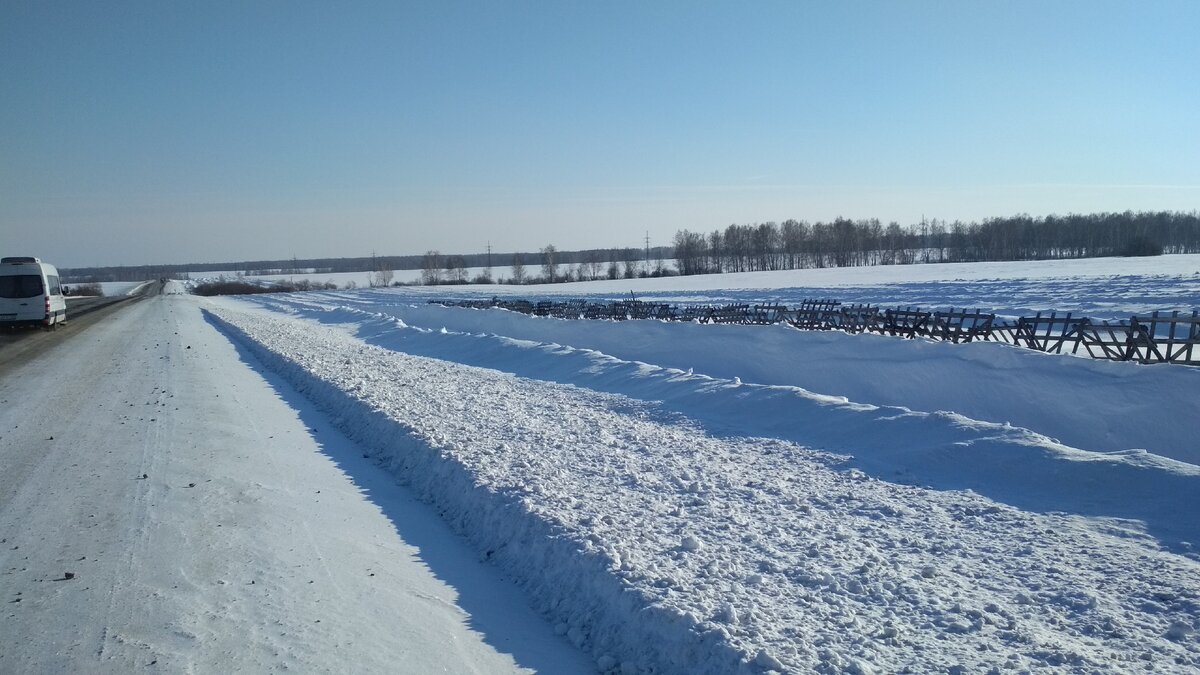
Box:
[754,649,785,670]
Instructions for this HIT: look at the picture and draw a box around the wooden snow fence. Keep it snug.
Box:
[563,300,589,318]
[1146,310,1200,365]
[1074,311,1200,365]
[502,299,535,314]
[582,302,616,320]
[789,299,842,330]
[750,303,789,325]
[633,302,677,320]
[676,305,712,323]
[930,308,996,343]
[426,298,1199,367]
[833,304,881,334]
[708,304,754,324]
[1006,312,1090,354]
[877,307,931,339]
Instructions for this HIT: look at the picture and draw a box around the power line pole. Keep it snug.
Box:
[644,231,651,274]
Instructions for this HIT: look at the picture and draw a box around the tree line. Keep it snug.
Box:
[672,211,1200,276]
[62,210,1198,284]
[62,247,673,283]
[419,244,676,285]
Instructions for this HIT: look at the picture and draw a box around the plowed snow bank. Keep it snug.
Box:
[208,305,1200,674]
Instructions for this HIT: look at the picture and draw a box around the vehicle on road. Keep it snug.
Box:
[0,256,67,327]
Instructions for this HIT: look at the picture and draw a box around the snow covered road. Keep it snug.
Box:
[0,293,590,673]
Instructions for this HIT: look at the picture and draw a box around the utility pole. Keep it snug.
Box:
[644,231,651,275]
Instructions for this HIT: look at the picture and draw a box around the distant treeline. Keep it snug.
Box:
[61,247,672,283]
[673,211,1200,275]
[61,211,1198,283]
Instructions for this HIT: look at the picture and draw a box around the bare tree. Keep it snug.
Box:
[751,222,780,270]
[724,224,749,272]
[421,250,443,285]
[673,229,708,275]
[616,247,639,278]
[371,267,394,287]
[583,250,603,280]
[444,255,468,283]
[929,220,947,262]
[708,230,725,273]
[510,254,526,284]
[540,244,558,283]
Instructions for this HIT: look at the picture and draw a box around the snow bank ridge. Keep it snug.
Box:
[204,308,755,675]
[204,305,1200,674]
[258,300,1200,557]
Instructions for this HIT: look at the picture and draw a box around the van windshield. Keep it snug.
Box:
[0,275,44,298]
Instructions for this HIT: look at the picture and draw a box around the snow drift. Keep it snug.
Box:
[206,304,1200,674]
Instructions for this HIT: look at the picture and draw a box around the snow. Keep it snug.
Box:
[97,281,152,296]
[244,295,1200,464]
[0,290,591,673]
[210,253,1200,321]
[207,301,1200,672]
[195,265,499,289]
[59,281,149,296]
[199,254,1200,673]
[204,253,1200,298]
[6,257,1199,673]
[188,253,1200,320]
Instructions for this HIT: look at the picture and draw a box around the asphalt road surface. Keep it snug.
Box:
[0,281,160,379]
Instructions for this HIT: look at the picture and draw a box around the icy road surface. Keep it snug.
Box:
[0,293,591,673]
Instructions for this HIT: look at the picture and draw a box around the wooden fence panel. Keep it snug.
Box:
[426,297,1199,367]
[879,307,931,338]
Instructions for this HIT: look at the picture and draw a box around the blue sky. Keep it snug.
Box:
[2,1,1198,267]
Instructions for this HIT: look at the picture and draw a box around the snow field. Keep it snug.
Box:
[196,253,1200,320]
[206,304,1200,674]
[251,294,1200,467]
[98,280,153,296]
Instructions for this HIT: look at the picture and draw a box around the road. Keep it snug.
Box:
[0,290,590,673]
[0,282,159,379]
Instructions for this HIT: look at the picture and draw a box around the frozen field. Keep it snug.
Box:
[198,253,1200,320]
[198,256,1200,673]
[98,281,153,296]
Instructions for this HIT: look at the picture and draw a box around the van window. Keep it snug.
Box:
[47,275,61,295]
[0,275,44,298]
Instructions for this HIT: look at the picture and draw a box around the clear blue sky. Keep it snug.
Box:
[2,1,1197,267]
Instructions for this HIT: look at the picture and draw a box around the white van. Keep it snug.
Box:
[0,257,67,327]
